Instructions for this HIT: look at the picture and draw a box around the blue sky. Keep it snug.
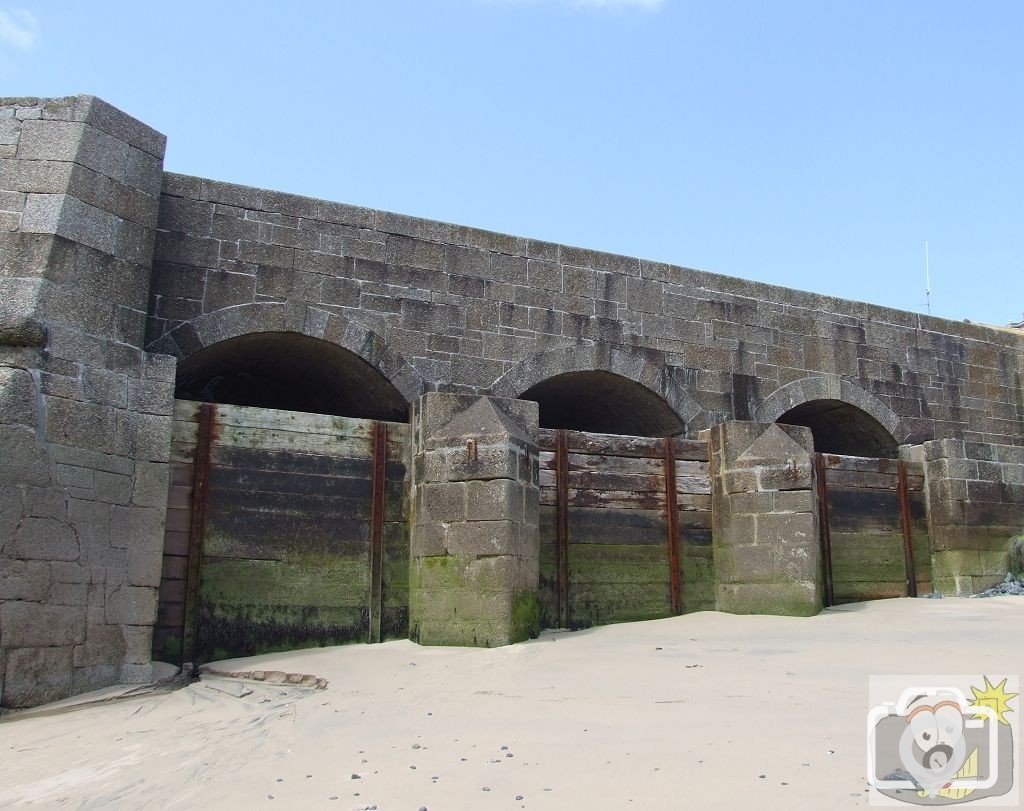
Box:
[3,1,1023,325]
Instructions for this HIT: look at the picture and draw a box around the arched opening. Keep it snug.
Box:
[777,399,898,458]
[519,371,684,437]
[174,331,408,420]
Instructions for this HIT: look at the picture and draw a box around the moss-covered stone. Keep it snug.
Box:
[196,602,369,661]
[157,633,181,660]
[1010,536,1024,578]
[195,552,373,659]
[511,590,540,642]
[201,556,369,606]
[930,548,1010,595]
[717,581,821,617]
[410,554,538,647]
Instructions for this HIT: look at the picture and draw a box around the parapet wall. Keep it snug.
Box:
[145,172,1024,446]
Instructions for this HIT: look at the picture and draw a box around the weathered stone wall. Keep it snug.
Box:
[408,394,541,647]
[146,173,1024,447]
[0,96,173,707]
[708,421,822,616]
[923,438,1024,595]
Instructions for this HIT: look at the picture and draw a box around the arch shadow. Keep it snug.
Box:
[491,344,699,437]
[147,302,427,411]
[755,376,906,457]
[175,331,409,420]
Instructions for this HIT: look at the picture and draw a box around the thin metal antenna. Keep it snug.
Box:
[924,240,931,316]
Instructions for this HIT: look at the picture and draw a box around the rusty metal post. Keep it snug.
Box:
[555,428,570,628]
[813,453,835,608]
[897,460,918,598]
[182,402,216,672]
[368,421,388,643]
[663,438,682,615]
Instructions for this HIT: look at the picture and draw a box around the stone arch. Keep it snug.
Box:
[150,302,427,413]
[754,376,906,456]
[490,344,700,436]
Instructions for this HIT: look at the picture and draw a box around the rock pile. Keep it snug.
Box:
[971,573,1024,598]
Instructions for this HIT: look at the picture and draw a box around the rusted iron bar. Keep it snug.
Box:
[368,421,388,643]
[813,453,835,608]
[897,460,918,598]
[663,438,682,615]
[182,402,216,672]
[555,428,570,628]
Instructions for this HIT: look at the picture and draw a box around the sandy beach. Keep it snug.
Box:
[1,597,1021,810]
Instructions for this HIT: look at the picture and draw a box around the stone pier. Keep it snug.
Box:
[0,96,174,706]
[708,421,822,616]
[923,439,1024,595]
[408,394,541,647]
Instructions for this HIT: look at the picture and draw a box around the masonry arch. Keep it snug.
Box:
[521,371,684,436]
[157,303,425,418]
[491,345,696,436]
[755,376,903,457]
[175,331,409,420]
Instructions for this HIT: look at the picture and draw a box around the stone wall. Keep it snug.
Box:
[923,438,1024,595]
[0,96,173,707]
[146,173,1024,447]
[708,421,822,616]
[1,94,1023,709]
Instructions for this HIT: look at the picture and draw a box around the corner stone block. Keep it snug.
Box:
[447,521,521,557]
[72,624,126,667]
[447,444,520,482]
[466,479,524,522]
[104,584,158,626]
[416,481,466,525]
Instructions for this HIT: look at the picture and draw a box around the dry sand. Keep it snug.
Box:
[1,597,1021,810]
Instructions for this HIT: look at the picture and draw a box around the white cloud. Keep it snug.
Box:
[0,8,38,51]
